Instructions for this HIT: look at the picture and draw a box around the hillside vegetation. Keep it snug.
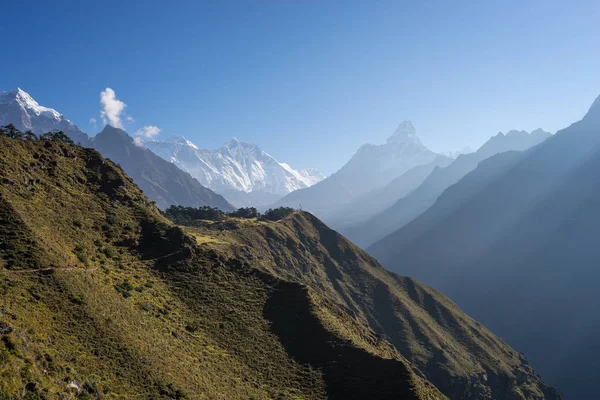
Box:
[0,135,443,399]
[183,215,559,400]
[0,136,557,399]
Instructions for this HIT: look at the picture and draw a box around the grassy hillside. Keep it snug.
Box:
[184,215,560,400]
[0,136,446,399]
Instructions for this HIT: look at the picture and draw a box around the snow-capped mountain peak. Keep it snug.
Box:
[0,88,90,145]
[143,136,325,204]
[1,88,62,121]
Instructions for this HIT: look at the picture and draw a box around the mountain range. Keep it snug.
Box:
[93,125,234,211]
[143,136,325,207]
[0,88,233,211]
[273,121,443,218]
[0,133,559,399]
[342,128,551,247]
[7,85,600,399]
[369,95,600,399]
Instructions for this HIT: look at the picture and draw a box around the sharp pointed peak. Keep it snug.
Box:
[387,120,420,145]
[0,87,62,120]
[99,124,128,135]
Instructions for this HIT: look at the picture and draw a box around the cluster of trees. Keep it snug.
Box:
[262,207,296,221]
[164,205,296,225]
[0,124,75,145]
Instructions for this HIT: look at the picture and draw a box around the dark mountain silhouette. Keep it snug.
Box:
[347,128,551,247]
[369,95,600,399]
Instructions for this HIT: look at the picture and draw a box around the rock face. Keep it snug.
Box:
[0,134,559,399]
[273,121,442,219]
[144,136,325,207]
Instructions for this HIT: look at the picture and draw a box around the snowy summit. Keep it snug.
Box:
[144,136,325,206]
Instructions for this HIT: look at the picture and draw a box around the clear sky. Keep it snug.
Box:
[2,0,600,174]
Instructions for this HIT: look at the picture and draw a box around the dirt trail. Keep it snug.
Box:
[0,266,100,274]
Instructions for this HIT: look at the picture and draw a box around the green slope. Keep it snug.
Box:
[185,213,559,400]
[0,135,558,399]
[0,135,442,399]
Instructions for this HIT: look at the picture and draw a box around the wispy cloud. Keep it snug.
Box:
[100,88,127,129]
[89,117,97,125]
[99,88,158,142]
[135,125,161,139]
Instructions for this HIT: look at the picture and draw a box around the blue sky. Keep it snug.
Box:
[2,0,600,174]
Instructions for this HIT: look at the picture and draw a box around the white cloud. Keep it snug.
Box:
[133,137,145,147]
[100,88,126,129]
[89,117,97,125]
[135,125,161,139]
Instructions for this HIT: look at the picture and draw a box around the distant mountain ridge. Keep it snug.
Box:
[273,121,442,218]
[326,155,453,229]
[344,128,551,247]
[144,136,325,207]
[368,94,600,399]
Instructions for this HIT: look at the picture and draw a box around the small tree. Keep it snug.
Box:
[23,130,37,140]
[3,124,22,139]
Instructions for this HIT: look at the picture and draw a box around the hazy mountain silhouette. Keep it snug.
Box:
[369,95,600,399]
[347,128,551,247]
[326,155,452,229]
[273,121,441,218]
